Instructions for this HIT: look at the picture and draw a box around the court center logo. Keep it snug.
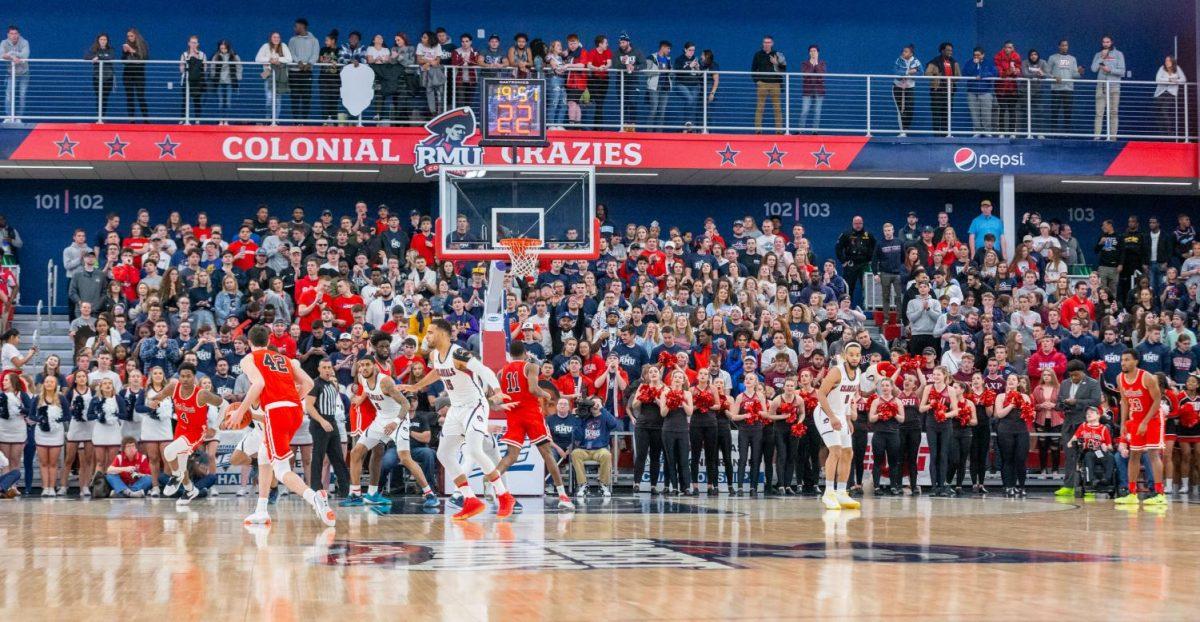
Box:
[313,539,1125,570]
[953,147,1026,172]
[413,107,484,178]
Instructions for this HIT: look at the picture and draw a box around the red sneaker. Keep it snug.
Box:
[496,492,517,519]
[452,496,486,521]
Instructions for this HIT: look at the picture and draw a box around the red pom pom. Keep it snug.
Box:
[778,400,799,424]
[741,396,765,426]
[1088,360,1107,379]
[656,350,676,368]
[693,390,716,411]
[665,389,685,410]
[956,400,974,425]
[876,400,898,422]
[790,421,808,438]
[801,392,819,415]
[637,384,662,404]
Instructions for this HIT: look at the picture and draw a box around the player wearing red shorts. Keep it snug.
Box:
[226,325,336,526]
[495,340,575,511]
[1115,349,1167,507]
[147,363,223,505]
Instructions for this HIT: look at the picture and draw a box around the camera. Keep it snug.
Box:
[576,396,599,416]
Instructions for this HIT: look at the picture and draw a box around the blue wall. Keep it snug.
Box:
[6,178,1196,306]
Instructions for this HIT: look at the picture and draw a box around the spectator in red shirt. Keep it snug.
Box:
[268,318,299,357]
[587,34,612,129]
[993,41,1022,136]
[110,248,141,301]
[641,237,668,279]
[592,352,630,419]
[555,357,591,408]
[105,436,153,497]
[121,222,151,269]
[329,278,363,331]
[410,216,436,266]
[296,276,332,337]
[227,225,259,272]
[1059,281,1096,325]
[294,257,321,301]
[391,337,420,381]
[1027,336,1067,381]
[192,212,213,242]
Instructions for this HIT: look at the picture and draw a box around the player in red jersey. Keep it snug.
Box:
[1115,349,1167,507]
[495,340,575,511]
[226,325,336,526]
[147,363,223,504]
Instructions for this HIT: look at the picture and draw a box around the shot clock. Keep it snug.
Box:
[480,77,548,146]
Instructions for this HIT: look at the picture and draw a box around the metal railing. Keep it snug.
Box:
[2,59,1195,140]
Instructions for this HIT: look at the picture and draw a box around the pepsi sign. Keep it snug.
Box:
[953,147,1026,172]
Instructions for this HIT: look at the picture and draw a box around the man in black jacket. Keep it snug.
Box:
[1144,216,1174,292]
[1093,219,1121,296]
[871,222,905,320]
[836,216,876,309]
[1118,215,1148,303]
[750,36,786,133]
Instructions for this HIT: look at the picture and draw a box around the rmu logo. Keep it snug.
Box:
[413,107,484,177]
[953,147,1026,172]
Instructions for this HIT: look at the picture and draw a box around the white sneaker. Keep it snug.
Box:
[557,495,576,511]
[130,490,145,498]
[575,486,587,499]
[176,486,200,505]
[209,488,220,497]
[237,487,248,497]
[162,478,181,497]
[820,490,841,510]
[601,485,611,498]
[150,487,161,498]
[81,487,92,498]
[835,490,861,509]
[897,132,907,138]
[56,486,67,496]
[41,488,54,497]
[244,510,272,525]
[311,490,336,527]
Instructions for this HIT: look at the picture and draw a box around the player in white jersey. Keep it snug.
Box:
[342,358,438,508]
[813,342,863,510]
[400,319,516,521]
[224,405,277,525]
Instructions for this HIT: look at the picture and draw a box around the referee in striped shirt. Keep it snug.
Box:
[306,356,351,496]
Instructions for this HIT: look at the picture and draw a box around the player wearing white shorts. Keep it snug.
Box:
[341,358,438,508]
[400,319,515,521]
[813,342,863,511]
[226,407,277,523]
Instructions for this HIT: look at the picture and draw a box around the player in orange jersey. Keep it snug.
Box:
[147,363,223,505]
[226,325,336,526]
[495,340,575,510]
[1115,349,1167,507]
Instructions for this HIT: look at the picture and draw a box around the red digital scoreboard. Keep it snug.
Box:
[480,77,547,147]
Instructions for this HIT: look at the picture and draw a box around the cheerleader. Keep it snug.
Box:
[1174,374,1200,496]
[0,328,36,391]
[88,378,127,475]
[64,369,96,497]
[657,370,693,495]
[770,378,807,495]
[118,369,145,442]
[869,376,905,495]
[137,366,175,496]
[947,380,978,496]
[796,369,824,495]
[897,371,925,494]
[32,376,69,496]
[630,366,666,494]
[730,375,768,496]
[995,373,1033,497]
[919,366,957,497]
[963,372,996,494]
[0,371,30,496]
[688,371,720,496]
[711,377,737,494]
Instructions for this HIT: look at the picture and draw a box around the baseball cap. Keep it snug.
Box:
[273,318,288,326]
[255,248,267,257]
[733,220,744,227]
[907,210,918,217]
[664,241,676,250]
[921,225,934,233]
[321,209,333,217]
[409,209,420,216]
[949,297,963,306]
[337,333,352,341]
[488,33,500,41]
[618,32,630,42]
[922,346,936,355]
[606,308,620,318]
[522,320,535,330]
[472,265,486,274]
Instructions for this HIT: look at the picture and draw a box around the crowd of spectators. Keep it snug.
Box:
[0,191,1193,503]
[0,22,1191,137]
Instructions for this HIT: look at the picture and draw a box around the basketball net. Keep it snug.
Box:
[497,237,541,279]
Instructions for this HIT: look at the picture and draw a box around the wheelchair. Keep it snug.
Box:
[1074,447,1117,499]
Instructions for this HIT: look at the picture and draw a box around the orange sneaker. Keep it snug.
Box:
[496,492,517,519]
[452,496,486,521]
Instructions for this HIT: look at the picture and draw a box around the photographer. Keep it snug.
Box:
[570,394,621,497]
[105,436,153,497]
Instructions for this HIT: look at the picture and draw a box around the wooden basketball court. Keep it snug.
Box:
[0,494,1194,620]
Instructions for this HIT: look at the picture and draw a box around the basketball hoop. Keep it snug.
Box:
[498,237,542,279]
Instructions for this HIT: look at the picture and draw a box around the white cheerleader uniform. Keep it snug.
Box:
[65,390,94,443]
[34,400,66,447]
[0,391,26,443]
[139,391,175,443]
[91,396,124,447]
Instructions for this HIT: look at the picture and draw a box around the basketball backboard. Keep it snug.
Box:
[435,165,598,262]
